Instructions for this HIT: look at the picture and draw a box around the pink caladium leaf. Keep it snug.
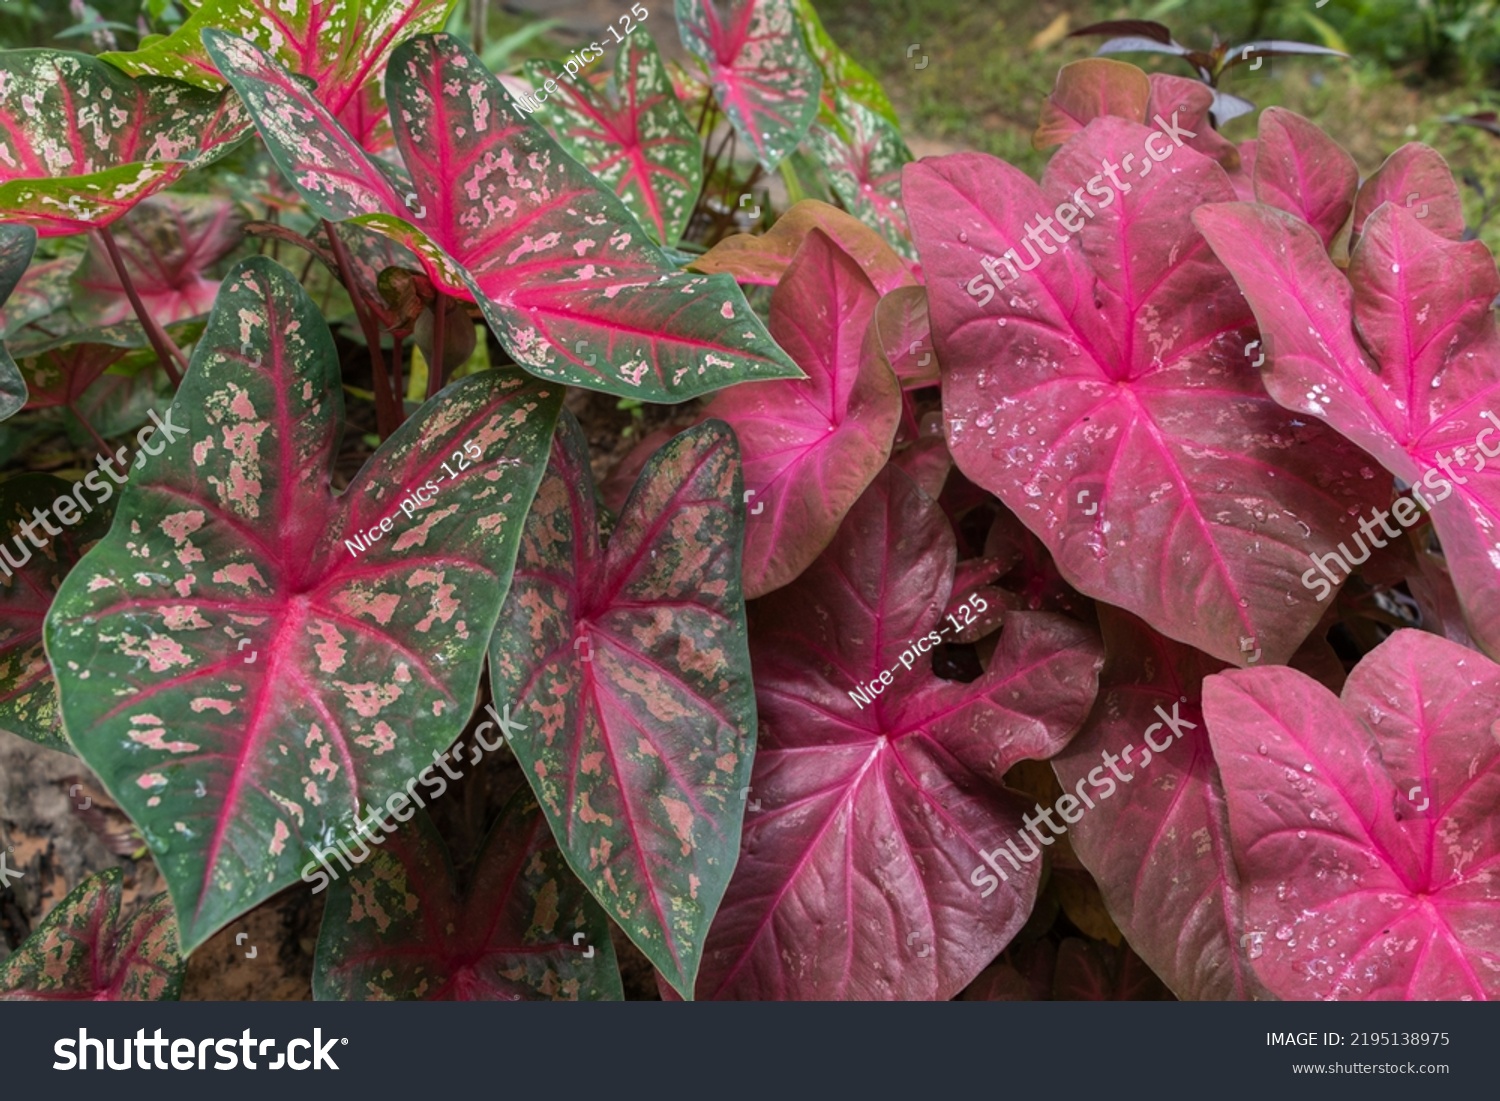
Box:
[702,229,901,598]
[0,474,112,753]
[0,869,184,1001]
[675,0,822,171]
[206,30,799,403]
[313,796,622,1000]
[690,199,916,293]
[1052,608,1267,1000]
[0,225,35,420]
[1251,107,1358,249]
[691,467,1104,1000]
[1350,143,1465,246]
[489,415,756,999]
[103,0,453,150]
[808,93,915,260]
[525,30,703,247]
[1195,194,1500,657]
[73,195,245,327]
[871,284,937,389]
[1204,629,1500,999]
[45,256,562,953]
[0,51,247,237]
[904,119,1386,667]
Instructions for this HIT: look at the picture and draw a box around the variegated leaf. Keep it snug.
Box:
[45,256,561,952]
[525,30,702,246]
[314,795,623,1000]
[0,870,184,1001]
[490,414,755,999]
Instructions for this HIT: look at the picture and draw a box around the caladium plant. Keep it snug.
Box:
[0,869,185,1001]
[490,414,755,999]
[207,30,800,402]
[46,256,562,952]
[690,467,1104,1000]
[904,115,1388,668]
[314,795,623,1001]
[0,224,34,421]
[1204,629,1500,1000]
[675,0,823,171]
[0,50,246,236]
[525,29,703,247]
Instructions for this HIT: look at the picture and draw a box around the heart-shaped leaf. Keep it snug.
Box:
[1350,143,1465,246]
[0,51,246,236]
[0,474,113,753]
[74,195,245,326]
[1195,195,1500,657]
[104,0,453,151]
[489,414,755,1000]
[1252,108,1358,249]
[46,256,562,953]
[0,869,184,1001]
[526,30,703,247]
[1052,608,1266,1000]
[675,0,823,171]
[1204,629,1500,999]
[904,120,1387,666]
[692,467,1104,1000]
[808,94,915,259]
[0,225,35,421]
[206,30,800,403]
[313,795,623,1000]
[701,228,900,597]
[1033,59,1150,150]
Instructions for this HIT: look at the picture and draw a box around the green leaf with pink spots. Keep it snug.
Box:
[205,30,800,403]
[524,29,703,247]
[0,50,247,237]
[103,0,454,152]
[313,794,623,1000]
[675,0,822,171]
[808,93,915,260]
[44,255,562,954]
[0,474,113,754]
[489,414,756,1000]
[0,869,184,1001]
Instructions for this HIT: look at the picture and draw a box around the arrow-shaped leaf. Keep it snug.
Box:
[206,30,800,403]
[45,256,562,953]
[0,869,184,1001]
[489,414,756,999]
[314,794,623,1000]
[0,50,247,236]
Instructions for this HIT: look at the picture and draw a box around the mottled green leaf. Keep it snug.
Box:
[0,870,184,1000]
[45,256,562,952]
[206,30,801,403]
[676,0,823,171]
[0,50,247,236]
[790,0,899,133]
[0,474,112,753]
[490,414,755,999]
[314,795,622,1000]
[104,0,454,150]
[809,94,915,259]
[0,225,35,421]
[525,29,702,246]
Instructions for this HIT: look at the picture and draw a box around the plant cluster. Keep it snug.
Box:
[0,0,1496,1002]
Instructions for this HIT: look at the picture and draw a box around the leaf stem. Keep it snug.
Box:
[324,219,399,437]
[67,401,111,457]
[98,225,186,387]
